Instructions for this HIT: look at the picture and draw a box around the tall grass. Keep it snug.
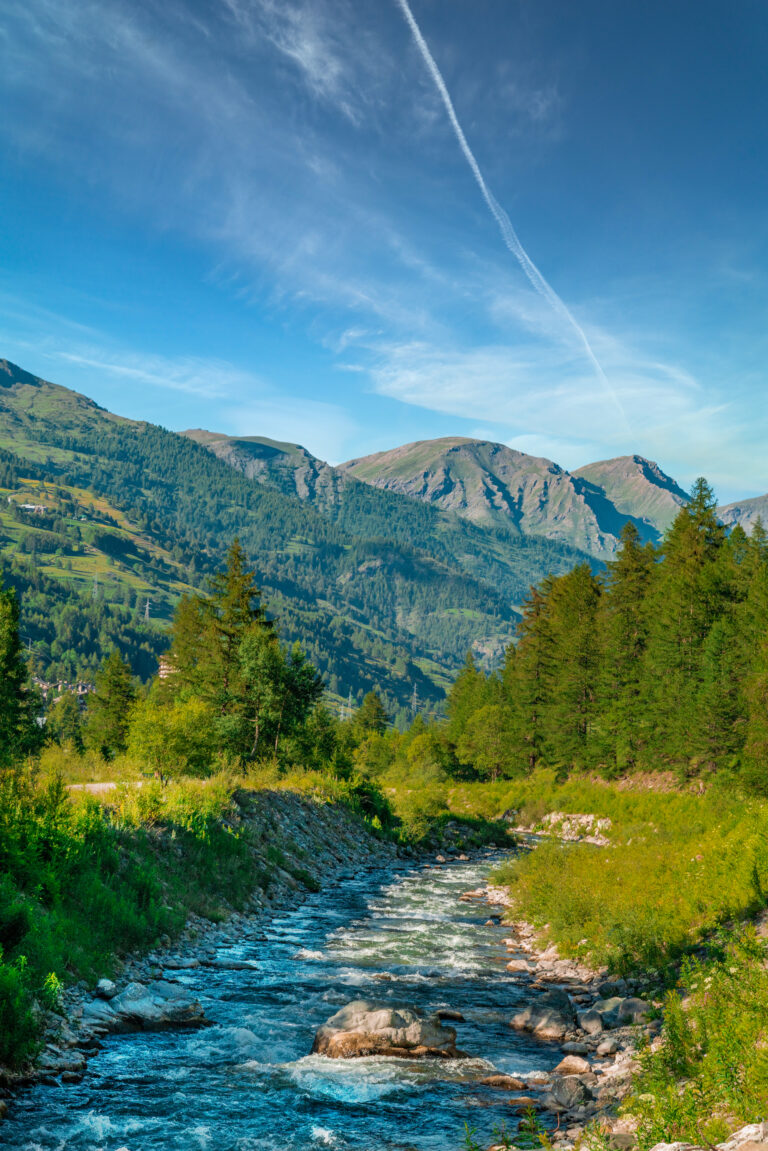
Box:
[484,774,768,977]
[630,934,768,1149]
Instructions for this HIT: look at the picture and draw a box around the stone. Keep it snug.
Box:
[61,1071,84,1084]
[544,1075,590,1111]
[506,958,535,973]
[83,980,206,1034]
[510,989,575,1040]
[554,1055,590,1075]
[435,1009,465,1022]
[618,997,652,1024]
[609,1135,638,1150]
[597,1037,620,1056]
[577,1009,604,1035]
[312,1000,466,1059]
[95,978,118,1000]
[507,1096,544,1111]
[599,979,627,997]
[480,1075,527,1090]
[561,1041,589,1054]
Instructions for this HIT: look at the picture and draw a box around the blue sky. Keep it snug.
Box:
[1,0,767,501]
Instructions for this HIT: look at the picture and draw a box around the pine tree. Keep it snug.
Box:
[507,579,557,773]
[645,478,727,765]
[599,523,657,772]
[445,651,485,747]
[353,691,389,736]
[84,650,136,759]
[541,564,602,769]
[0,580,39,766]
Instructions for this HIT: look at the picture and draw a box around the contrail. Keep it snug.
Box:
[394,0,625,418]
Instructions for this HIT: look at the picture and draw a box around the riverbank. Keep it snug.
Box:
[0,774,512,1102]
[1,850,549,1151]
[478,777,768,1151]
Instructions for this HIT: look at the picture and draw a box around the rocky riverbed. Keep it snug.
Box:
[2,802,761,1151]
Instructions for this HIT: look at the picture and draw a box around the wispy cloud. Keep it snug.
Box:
[393,0,625,430]
[358,330,758,491]
[56,351,251,400]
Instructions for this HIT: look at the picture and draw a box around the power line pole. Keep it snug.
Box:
[144,598,151,621]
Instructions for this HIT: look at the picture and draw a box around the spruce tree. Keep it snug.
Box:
[0,580,39,766]
[599,523,657,772]
[645,478,726,765]
[84,650,136,759]
[445,651,485,747]
[507,579,557,772]
[353,691,389,736]
[541,564,602,769]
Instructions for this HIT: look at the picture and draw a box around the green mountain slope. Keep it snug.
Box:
[339,437,687,558]
[0,360,590,718]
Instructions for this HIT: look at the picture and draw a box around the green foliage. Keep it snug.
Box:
[485,776,768,976]
[0,579,41,765]
[84,649,136,758]
[0,954,38,1066]
[126,695,218,778]
[631,936,768,1149]
[353,691,389,736]
[438,485,768,783]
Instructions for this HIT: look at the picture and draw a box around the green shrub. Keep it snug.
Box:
[0,955,38,1066]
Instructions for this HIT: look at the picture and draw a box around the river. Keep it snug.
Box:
[4,853,560,1151]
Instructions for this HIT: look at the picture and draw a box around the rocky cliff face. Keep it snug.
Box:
[183,429,349,509]
[718,493,768,534]
[340,438,687,559]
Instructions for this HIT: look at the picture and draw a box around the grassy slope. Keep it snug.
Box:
[415,771,768,1149]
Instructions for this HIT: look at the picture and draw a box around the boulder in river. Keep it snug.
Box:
[82,980,207,1033]
[510,989,575,1040]
[312,1000,467,1059]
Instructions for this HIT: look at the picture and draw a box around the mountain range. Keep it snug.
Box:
[1,357,763,717]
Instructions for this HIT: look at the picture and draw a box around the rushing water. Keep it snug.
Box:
[4,854,562,1151]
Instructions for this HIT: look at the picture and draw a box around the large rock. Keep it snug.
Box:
[555,1054,590,1075]
[578,1008,604,1035]
[511,989,575,1040]
[595,995,652,1029]
[544,1074,591,1111]
[82,980,206,1033]
[312,1000,466,1059]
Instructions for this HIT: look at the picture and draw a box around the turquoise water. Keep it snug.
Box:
[4,855,559,1150]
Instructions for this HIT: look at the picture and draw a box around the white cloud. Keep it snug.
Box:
[362,331,762,493]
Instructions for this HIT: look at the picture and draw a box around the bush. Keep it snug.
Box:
[631,934,768,1149]
[0,956,38,1066]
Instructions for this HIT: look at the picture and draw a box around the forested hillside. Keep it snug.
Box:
[397,479,768,783]
[0,359,588,718]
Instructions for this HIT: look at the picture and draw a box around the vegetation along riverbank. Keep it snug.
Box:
[4,480,768,1151]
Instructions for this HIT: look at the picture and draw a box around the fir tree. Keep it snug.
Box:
[353,691,389,736]
[0,580,39,766]
[599,523,657,772]
[84,650,136,759]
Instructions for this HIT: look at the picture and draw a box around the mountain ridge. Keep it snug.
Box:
[338,436,688,558]
[0,359,590,719]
